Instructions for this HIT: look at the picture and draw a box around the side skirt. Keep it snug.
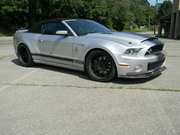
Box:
[32,53,84,71]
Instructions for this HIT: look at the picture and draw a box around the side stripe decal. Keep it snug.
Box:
[32,53,84,64]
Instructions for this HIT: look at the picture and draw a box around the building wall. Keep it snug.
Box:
[173,0,180,11]
[169,0,180,39]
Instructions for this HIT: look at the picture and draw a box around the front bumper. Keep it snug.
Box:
[116,52,166,78]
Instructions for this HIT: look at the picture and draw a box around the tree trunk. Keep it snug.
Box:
[28,0,38,27]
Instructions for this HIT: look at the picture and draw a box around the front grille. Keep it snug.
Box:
[145,44,164,56]
[148,58,165,71]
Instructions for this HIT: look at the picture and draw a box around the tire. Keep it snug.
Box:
[17,44,34,67]
[85,50,116,82]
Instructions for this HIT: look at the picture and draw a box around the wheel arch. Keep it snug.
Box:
[84,48,118,76]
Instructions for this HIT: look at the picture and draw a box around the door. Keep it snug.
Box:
[39,22,74,66]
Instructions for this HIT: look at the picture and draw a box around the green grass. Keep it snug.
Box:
[0,28,13,37]
[0,55,12,60]
[123,28,153,33]
[0,40,13,45]
[7,82,180,92]
[167,55,180,57]
[0,28,153,36]
[0,32,12,37]
[0,56,7,60]
[0,33,6,37]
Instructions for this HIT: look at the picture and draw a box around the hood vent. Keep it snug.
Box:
[141,37,158,43]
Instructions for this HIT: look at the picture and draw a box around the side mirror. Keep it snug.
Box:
[56,30,68,35]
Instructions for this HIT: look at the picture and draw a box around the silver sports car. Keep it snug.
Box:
[13,19,166,82]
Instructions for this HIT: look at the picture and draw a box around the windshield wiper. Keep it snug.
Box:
[81,32,97,36]
[88,32,112,34]
[98,32,112,34]
[81,31,112,36]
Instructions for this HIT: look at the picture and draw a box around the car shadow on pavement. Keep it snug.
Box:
[12,59,161,85]
[11,58,89,80]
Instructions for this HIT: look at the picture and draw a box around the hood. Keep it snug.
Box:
[86,32,157,46]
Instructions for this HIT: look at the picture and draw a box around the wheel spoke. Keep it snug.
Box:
[91,54,113,77]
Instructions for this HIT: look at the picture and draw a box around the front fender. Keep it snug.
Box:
[83,42,126,65]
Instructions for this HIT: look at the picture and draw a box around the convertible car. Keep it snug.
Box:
[13,19,166,82]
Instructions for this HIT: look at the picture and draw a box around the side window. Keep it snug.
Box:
[29,23,41,33]
[41,22,67,35]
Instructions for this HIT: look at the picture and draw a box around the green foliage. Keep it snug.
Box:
[130,0,155,26]
[0,0,156,35]
[0,0,28,30]
[157,0,172,18]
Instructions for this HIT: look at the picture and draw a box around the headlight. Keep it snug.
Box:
[124,48,142,56]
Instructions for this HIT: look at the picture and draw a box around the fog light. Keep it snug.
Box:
[134,65,143,72]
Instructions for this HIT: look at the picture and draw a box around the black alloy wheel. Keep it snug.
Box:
[86,50,116,82]
[18,45,34,67]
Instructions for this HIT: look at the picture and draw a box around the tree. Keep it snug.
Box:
[28,0,37,26]
[157,0,172,18]
[0,0,28,31]
[0,0,156,34]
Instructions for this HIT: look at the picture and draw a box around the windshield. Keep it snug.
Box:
[65,20,112,36]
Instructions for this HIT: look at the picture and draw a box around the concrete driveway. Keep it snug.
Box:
[0,38,180,135]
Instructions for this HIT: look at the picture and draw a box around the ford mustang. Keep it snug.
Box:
[13,19,166,82]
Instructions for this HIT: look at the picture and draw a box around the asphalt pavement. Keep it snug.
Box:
[0,38,180,135]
